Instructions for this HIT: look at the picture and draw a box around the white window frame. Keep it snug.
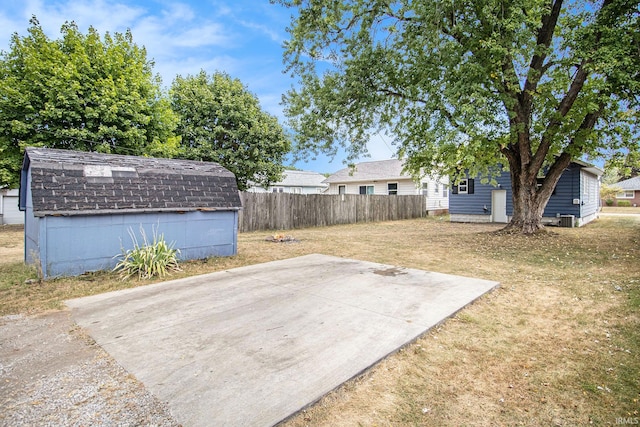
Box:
[359,185,374,195]
[421,182,428,195]
[617,190,635,199]
[458,179,469,194]
[338,185,346,195]
[387,182,398,195]
[272,187,284,193]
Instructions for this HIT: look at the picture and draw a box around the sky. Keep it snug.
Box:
[0,0,397,174]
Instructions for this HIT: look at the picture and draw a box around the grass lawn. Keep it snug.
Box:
[1,216,639,425]
[601,206,640,214]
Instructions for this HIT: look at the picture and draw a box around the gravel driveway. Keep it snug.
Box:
[0,311,179,426]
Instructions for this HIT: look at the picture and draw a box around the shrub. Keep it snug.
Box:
[114,226,181,280]
[617,200,632,207]
[605,199,614,206]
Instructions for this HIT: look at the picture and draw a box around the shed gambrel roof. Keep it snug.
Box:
[21,147,241,216]
[615,176,640,190]
[324,159,409,183]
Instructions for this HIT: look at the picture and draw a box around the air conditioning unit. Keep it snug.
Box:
[559,215,575,228]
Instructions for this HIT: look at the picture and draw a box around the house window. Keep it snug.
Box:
[617,190,635,199]
[434,183,440,196]
[452,178,474,194]
[359,185,374,195]
[292,187,302,194]
[421,182,428,195]
[338,185,346,195]
[458,179,468,194]
[443,184,449,198]
[388,183,398,195]
[272,187,284,193]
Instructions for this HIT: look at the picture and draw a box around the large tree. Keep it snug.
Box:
[0,18,177,188]
[276,0,639,233]
[170,70,291,190]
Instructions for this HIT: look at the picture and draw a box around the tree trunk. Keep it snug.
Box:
[506,175,547,234]
[502,153,571,234]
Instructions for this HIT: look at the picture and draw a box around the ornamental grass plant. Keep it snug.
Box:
[113,225,181,280]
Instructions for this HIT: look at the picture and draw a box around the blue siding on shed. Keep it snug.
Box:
[24,169,39,266]
[23,164,239,279]
[34,210,237,278]
[451,163,600,220]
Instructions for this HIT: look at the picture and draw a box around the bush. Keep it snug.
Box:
[605,199,614,206]
[114,226,181,280]
[617,200,632,207]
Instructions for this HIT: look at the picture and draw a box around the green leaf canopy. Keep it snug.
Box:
[0,17,176,188]
[276,0,639,233]
[170,70,291,191]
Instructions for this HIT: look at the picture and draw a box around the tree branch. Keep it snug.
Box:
[522,0,564,109]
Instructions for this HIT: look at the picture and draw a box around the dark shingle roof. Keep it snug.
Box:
[23,147,241,216]
[615,176,640,190]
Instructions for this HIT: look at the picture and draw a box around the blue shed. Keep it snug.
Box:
[449,160,602,227]
[19,147,242,278]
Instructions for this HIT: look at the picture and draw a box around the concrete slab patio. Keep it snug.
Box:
[66,254,498,427]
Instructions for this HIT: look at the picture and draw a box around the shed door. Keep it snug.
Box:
[491,190,508,223]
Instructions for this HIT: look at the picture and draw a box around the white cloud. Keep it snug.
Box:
[237,19,283,43]
[171,24,230,48]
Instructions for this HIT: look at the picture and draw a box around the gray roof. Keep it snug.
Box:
[615,175,640,190]
[275,170,328,188]
[22,147,241,216]
[324,159,408,183]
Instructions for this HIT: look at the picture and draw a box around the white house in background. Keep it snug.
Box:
[323,159,449,213]
[0,188,22,225]
[246,170,329,194]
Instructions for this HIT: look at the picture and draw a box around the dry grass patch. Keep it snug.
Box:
[1,217,639,425]
[601,206,640,215]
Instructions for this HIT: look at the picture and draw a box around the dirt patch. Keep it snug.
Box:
[0,311,178,426]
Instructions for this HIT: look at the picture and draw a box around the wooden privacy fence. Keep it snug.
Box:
[238,192,426,232]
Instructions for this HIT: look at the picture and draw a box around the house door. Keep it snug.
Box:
[492,190,508,223]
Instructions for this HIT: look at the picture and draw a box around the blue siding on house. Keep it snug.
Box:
[34,210,237,278]
[542,164,581,218]
[449,174,512,216]
[451,162,600,221]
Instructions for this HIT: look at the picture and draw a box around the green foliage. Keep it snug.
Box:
[605,199,614,206]
[113,226,181,280]
[275,0,639,232]
[0,17,178,188]
[601,183,623,202]
[170,70,291,190]
[605,151,640,181]
[617,200,632,207]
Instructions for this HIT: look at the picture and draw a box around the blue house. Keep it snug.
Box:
[20,147,242,278]
[449,160,603,227]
